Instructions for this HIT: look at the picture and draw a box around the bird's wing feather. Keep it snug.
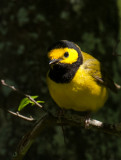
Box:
[82,52,120,93]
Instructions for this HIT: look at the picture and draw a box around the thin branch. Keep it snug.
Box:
[11,112,121,160]
[7,110,35,121]
[12,113,54,160]
[1,80,43,109]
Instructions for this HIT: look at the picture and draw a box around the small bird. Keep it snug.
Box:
[47,40,120,112]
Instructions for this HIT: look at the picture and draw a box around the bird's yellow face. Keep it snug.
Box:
[48,47,79,65]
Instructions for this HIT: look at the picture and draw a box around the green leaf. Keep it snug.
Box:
[36,100,44,103]
[18,96,44,111]
[30,95,38,99]
[31,100,45,106]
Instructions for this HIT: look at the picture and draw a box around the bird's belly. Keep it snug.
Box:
[47,73,108,111]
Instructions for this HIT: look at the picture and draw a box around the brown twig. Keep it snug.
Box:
[7,110,35,121]
[12,113,54,160]
[11,112,121,160]
[1,80,43,109]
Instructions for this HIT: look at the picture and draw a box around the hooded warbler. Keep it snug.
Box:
[47,40,119,112]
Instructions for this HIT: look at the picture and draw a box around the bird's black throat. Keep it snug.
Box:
[48,54,82,83]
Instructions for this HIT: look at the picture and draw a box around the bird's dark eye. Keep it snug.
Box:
[64,52,69,58]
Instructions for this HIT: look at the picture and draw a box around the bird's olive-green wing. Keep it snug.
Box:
[84,58,120,93]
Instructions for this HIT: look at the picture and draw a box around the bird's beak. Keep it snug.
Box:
[49,58,61,65]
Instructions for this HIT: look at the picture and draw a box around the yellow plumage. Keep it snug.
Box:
[47,40,118,112]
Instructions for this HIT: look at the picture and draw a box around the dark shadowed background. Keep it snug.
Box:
[0,0,121,159]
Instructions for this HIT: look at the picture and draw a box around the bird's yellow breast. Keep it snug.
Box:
[47,65,108,111]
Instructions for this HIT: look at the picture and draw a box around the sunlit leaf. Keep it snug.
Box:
[18,96,44,111]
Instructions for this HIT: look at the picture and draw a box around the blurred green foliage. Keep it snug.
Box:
[0,0,121,159]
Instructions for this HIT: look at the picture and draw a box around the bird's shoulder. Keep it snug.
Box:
[81,51,119,93]
[81,51,101,77]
